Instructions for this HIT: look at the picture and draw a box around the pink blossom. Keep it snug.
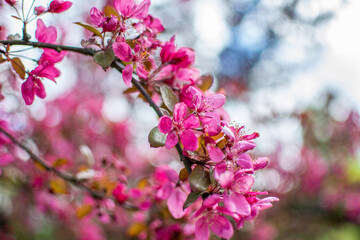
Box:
[113,183,128,203]
[90,7,106,27]
[160,37,195,68]
[180,86,225,127]
[113,41,150,86]
[21,75,46,105]
[21,62,60,105]
[142,15,165,35]
[35,19,57,43]
[158,103,200,151]
[193,194,234,240]
[48,0,72,13]
[90,7,118,32]
[114,0,150,19]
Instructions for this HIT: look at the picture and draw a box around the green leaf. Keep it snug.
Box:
[188,166,211,192]
[148,126,166,148]
[94,48,115,70]
[209,166,217,187]
[11,57,25,79]
[183,191,204,210]
[160,85,178,112]
[74,22,102,38]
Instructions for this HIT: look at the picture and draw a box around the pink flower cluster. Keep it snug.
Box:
[0,0,279,239]
[21,19,66,105]
[87,1,279,238]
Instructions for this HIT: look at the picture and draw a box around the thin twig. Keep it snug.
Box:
[0,40,96,56]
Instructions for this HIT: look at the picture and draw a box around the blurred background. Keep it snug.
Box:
[1,0,360,239]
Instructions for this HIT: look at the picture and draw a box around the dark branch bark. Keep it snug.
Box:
[0,40,96,56]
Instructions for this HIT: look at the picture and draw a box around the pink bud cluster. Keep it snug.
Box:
[34,0,72,16]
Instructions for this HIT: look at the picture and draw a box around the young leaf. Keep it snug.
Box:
[179,167,189,181]
[10,57,25,79]
[74,22,102,38]
[104,5,120,18]
[76,204,93,218]
[0,55,7,64]
[94,48,115,70]
[148,126,166,148]
[126,222,147,237]
[183,191,204,210]
[198,74,214,92]
[160,85,178,112]
[188,166,211,192]
[52,158,68,168]
[50,177,68,194]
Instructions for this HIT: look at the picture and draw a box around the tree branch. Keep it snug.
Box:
[0,126,101,198]
[0,40,192,174]
[0,40,96,56]
[0,126,137,210]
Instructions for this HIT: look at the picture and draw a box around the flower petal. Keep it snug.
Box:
[34,78,46,99]
[206,94,225,111]
[203,194,221,208]
[173,102,187,123]
[234,141,256,153]
[195,217,209,240]
[230,193,251,216]
[183,114,200,129]
[90,7,104,27]
[165,131,178,149]
[155,181,174,200]
[158,116,173,134]
[179,130,198,151]
[35,19,57,43]
[114,0,135,17]
[253,157,269,171]
[113,42,133,62]
[21,78,35,105]
[167,188,187,219]
[232,174,254,193]
[122,64,133,87]
[131,0,150,19]
[136,63,148,79]
[209,215,234,239]
[207,145,225,163]
[236,153,253,169]
[214,163,233,188]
